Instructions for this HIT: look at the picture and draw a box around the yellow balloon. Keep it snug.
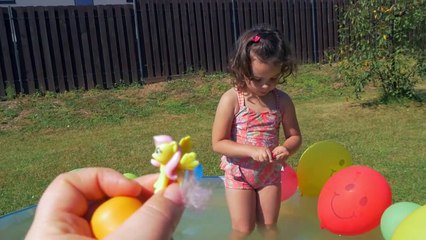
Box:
[392,204,426,240]
[297,140,352,196]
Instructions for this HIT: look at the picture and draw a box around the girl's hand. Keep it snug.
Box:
[272,146,290,165]
[250,146,273,162]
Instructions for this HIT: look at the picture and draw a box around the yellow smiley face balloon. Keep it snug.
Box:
[297,140,352,196]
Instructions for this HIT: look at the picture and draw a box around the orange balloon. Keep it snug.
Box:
[91,196,143,239]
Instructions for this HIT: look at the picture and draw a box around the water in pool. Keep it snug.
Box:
[174,177,383,240]
[0,177,383,239]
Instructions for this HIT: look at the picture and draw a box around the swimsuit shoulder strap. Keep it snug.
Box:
[234,88,245,107]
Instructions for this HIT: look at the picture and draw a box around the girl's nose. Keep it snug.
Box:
[262,83,271,89]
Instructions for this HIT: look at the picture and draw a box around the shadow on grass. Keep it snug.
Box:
[359,88,425,108]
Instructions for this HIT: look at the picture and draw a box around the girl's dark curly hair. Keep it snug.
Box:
[228,25,296,90]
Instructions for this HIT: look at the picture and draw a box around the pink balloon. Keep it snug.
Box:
[318,166,392,236]
[281,164,298,201]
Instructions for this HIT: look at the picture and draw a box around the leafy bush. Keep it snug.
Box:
[336,0,425,102]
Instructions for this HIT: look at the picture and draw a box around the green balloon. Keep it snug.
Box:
[123,173,138,180]
[380,202,420,240]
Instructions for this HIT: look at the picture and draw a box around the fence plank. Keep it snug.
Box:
[322,0,330,60]
[210,1,221,72]
[186,0,199,72]
[317,0,324,61]
[172,1,184,74]
[263,0,270,25]
[245,1,252,28]
[88,8,103,87]
[156,0,170,77]
[327,0,334,52]
[16,8,36,94]
[26,8,46,92]
[222,0,233,66]
[294,0,302,62]
[282,0,290,44]
[201,1,213,72]
[254,0,261,27]
[179,0,191,73]
[139,0,153,79]
[217,0,229,71]
[0,8,16,94]
[333,0,339,53]
[78,8,94,89]
[96,6,113,89]
[37,7,56,91]
[286,0,295,56]
[305,0,313,62]
[270,0,277,27]
[115,6,130,84]
[68,8,85,89]
[47,8,66,92]
[274,0,282,33]
[164,0,177,76]
[194,0,206,71]
[58,7,76,90]
[106,7,121,84]
[0,8,11,96]
[124,5,139,82]
[148,0,162,79]
[299,0,307,62]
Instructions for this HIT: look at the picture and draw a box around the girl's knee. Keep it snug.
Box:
[257,223,278,234]
[258,224,279,240]
[232,223,255,235]
[258,223,277,230]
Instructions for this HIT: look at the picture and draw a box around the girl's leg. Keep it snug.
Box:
[225,188,257,238]
[256,184,281,239]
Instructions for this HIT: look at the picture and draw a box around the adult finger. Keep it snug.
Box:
[38,168,142,217]
[133,173,158,201]
[107,183,185,240]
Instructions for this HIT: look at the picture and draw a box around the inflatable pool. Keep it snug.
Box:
[0,177,383,239]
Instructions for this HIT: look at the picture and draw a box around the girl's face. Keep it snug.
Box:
[245,57,282,97]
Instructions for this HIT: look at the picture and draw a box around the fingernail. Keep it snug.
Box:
[164,183,184,205]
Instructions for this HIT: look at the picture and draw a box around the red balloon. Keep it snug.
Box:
[318,166,392,236]
[281,164,298,201]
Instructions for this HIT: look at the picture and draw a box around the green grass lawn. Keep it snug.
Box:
[1,64,425,216]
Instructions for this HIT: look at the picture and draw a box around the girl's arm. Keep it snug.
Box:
[273,91,302,161]
[212,89,273,161]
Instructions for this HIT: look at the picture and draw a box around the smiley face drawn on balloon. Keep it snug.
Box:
[329,159,347,177]
[329,171,369,220]
[318,166,392,236]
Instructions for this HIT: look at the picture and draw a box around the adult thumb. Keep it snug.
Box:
[106,183,185,240]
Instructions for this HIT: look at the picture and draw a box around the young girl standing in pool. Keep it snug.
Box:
[212,25,302,239]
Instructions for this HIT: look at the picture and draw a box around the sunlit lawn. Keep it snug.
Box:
[1,64,425,216]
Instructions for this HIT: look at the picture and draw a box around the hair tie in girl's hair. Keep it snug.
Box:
[252,35,261,43]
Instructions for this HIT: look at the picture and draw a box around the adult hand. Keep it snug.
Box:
[25,167,185,240]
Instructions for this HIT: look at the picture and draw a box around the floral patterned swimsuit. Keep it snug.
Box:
[220,88,283,190]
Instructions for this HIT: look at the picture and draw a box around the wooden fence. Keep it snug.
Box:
[0,0,345,97]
